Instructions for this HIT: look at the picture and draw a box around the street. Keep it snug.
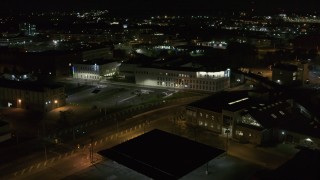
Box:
[4,104,299,180]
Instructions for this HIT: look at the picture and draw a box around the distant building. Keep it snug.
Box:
[0,49,83,78]
[185,89,320,148]
[272,62,309,85]
[0,34,33,47]
[247,37,272,48]
[185,90,283,145]
[1,72,36,81]
[0,79,66,111]
[49,33,113,43]
[119,63,140,81]
[19,23,37,36]
[279,92,320,150]
[196,40,228,49]
[135,66,230,92]
[72,59,121,80]
[82,47,114,61]
[186,91,251,136]
[235,99,292,144]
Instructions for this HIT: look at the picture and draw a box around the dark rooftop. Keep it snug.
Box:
[245,100,291,129]
[281,113,320,139]
[0,120,9,127]
[256,149,320,180]
[0,79,63,92]
[75,58,118,65]
[273,63,297,72]
[98,129,225,180]
[187,91,252,113]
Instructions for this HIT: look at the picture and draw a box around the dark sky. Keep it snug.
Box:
[1,0,319,15]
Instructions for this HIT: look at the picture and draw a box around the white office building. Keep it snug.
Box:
[72,60,121,80]
[135,67,230,92]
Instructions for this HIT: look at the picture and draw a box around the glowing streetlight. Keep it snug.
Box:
[54,100,58,104]
[17,99,22,108]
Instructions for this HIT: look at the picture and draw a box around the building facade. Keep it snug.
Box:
[185,89,320,148]
[0,79,66,111]
[135,67,230,92]
[72,60,121,80]
[185,91,251,139]
[185,91,297,146]
[272,62,309,85]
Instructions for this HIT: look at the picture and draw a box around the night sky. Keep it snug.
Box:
[1,0,319,15]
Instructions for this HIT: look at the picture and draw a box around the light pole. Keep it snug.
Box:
[44,144,48,161]
[104,105,107,119]
[225,128,230,154]
[89,136,93,163]
[206,162,209,175]
[114,118,119,137]
[18,99,21,108]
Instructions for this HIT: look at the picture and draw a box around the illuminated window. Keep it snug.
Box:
[279,111,285,115]
[241,114,261,127]
[236,130,243,136]
[306,138,312,142]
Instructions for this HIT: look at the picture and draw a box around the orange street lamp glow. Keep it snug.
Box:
[54,100,58,104]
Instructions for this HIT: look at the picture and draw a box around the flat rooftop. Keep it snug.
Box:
[98,129,225,180]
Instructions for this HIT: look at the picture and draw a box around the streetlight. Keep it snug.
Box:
[18,99,21,108]
[54,100,59,108]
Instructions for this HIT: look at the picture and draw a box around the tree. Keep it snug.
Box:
[57,109,74,128]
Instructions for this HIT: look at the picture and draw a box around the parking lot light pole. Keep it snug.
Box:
[225,128,230,154]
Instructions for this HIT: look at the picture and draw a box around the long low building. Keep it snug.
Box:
[0,79,66,111]
[185,89,320,149]
[72,59,121,81]
[135,66,230,92]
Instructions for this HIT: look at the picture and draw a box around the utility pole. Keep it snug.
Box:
[206,162,209,175]
[90,136,93,163]
[44,144,48,161]
[104,105,107,119]
[72,127,76,141]
[42,118,46,138]
[114,118,119,137]
[225,128,230,154]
